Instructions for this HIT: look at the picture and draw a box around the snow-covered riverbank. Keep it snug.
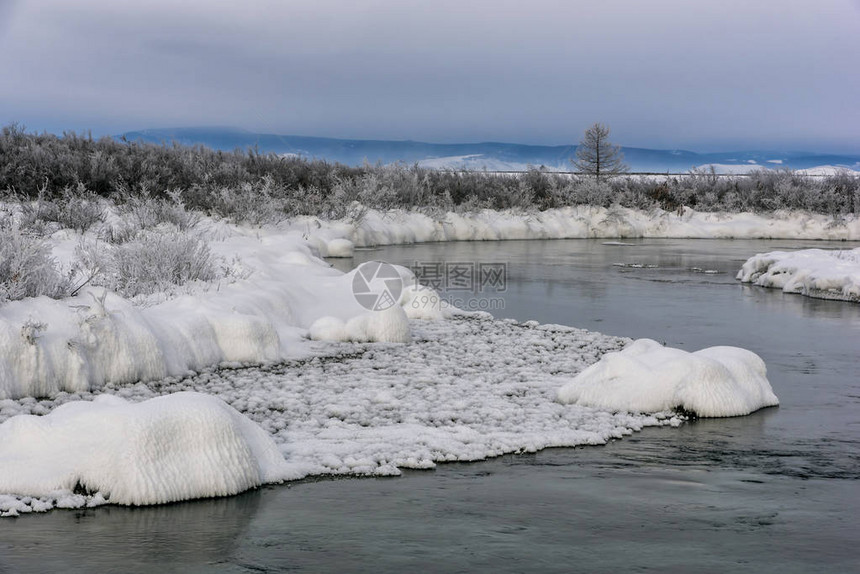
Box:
[4,205,852,401]
[738,247,860,302]
[304,205,860,249]
[7,204,852,514]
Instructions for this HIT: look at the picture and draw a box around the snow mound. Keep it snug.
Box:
[400,284,451,320]
[309,306,411,343]
[557,339,779,417]
[325,238,355,258]
[737,248,860,302]
[0,392,292,512]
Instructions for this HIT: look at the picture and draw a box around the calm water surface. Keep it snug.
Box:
[1,239,858,573]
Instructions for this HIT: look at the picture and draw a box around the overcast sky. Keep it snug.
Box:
[1,0,858,152]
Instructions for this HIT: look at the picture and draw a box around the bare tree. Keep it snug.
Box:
[572,123,629,181]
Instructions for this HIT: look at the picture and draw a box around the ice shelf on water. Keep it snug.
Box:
[737,247,860,302]
[1,316,690,515]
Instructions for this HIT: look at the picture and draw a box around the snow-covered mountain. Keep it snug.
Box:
[119,127,860,173]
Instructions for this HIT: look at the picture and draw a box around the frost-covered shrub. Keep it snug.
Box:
[211,182,284,225]
[491,179,534,210]
[2,124,859,216]
[0,208,11,231]
[355,171,401,211]
[119,188,200,232]
[0,229,70,303]
[452,194,493,214]
[568,178,614,207]
[17,184,104,235]
[18,189,61,237]
[101,231,218,298]
[56,185,105,233]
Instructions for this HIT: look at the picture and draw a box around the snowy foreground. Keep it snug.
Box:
[738,247,860,302]
[0,204,826,515]
[1,317,653,515]
[0,315,779,516]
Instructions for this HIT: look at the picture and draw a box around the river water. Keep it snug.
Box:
[1,239,858,573]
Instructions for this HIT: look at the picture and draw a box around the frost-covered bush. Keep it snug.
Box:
[17,184,104,235]
[57,187,105,234]
[99,231,218,298]
[1,124,858,217]
[568,178,615,207]
[17,188,61,236]
[211,181,284,225]
[0,229,70,303]
[118,187,200,233]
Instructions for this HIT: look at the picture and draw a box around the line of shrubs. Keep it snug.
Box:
[2,123,858,223]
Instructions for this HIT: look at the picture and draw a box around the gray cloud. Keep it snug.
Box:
[1,0,858,152]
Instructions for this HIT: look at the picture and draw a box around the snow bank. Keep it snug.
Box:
[557,339,779,417]
[3,204,856,400]
[0,392,294,515]
[0,229,424,400]
[325,206,860,245]
[737,248,860,302]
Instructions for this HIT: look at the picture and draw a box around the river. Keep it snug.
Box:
[1,238,858,573]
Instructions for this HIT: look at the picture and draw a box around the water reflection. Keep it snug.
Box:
[0,490,262,573]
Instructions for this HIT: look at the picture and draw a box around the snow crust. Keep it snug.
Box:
[737,248,860,302]
[557,339,779,417]
[0,392,293,515]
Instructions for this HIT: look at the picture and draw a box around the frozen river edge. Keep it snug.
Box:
[2,205,852,515]
[2,315,688,516]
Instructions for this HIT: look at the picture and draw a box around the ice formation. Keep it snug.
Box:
[0,392,294,514]
[737,248,860,302]
[557,338,780,417]
[2,317,675,515]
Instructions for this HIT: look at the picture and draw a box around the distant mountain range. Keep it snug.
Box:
[119,127,860,174]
